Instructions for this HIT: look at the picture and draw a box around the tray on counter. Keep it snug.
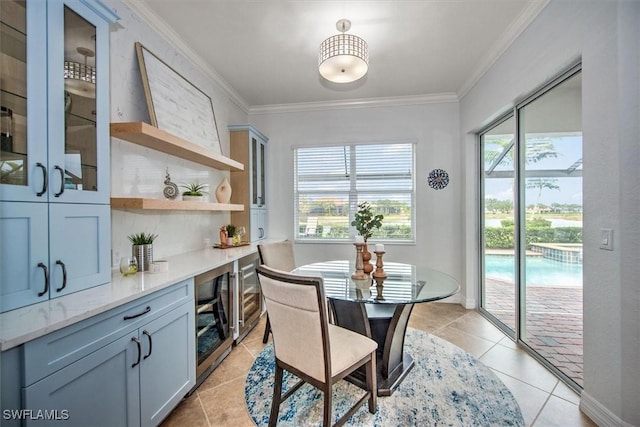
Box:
[213,242,250,249]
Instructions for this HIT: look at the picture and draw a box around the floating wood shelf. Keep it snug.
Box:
[110,122,244,171]
[111,198,244,212]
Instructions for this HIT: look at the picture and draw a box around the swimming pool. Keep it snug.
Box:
[484,254,582,287]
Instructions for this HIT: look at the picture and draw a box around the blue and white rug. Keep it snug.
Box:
[245,328,524,426]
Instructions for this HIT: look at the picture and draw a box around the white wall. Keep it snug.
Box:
[105,0,248,261]
[249,101,464,301]
[460,1,639,425]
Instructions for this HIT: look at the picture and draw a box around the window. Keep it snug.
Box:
[294,142,415,242]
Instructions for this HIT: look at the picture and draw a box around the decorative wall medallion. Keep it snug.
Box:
[163,168,178,199]
[428,169,449,190]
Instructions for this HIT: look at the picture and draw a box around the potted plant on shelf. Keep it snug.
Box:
[128,232,158,272]
[180,182,208,202]
[351,202,384,274]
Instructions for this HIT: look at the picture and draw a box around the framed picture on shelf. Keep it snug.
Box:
[135,42,222,154]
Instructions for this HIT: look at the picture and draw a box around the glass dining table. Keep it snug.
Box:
[293,260,460,396]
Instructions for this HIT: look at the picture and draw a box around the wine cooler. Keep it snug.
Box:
[194,263,234,386]
[235,252,262,343]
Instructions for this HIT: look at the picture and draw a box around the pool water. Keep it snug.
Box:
[484,254,582,287]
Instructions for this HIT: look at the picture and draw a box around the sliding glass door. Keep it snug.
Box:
[480,67,583,389]
[481,116,517,334]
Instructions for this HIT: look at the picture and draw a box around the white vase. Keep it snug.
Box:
[182,194,204,202]
[215,177,232,203]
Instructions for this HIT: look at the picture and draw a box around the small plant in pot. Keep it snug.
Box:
[128,232,158,272]
[225,224,236,246]
[181,182,208,201]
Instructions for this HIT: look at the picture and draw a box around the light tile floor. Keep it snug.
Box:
[161,303,597,427]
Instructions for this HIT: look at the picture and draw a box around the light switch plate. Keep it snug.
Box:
[600,228,613,250]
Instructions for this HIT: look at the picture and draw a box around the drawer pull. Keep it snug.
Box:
[131,337,141,368]
[143,330,152,360]
[123,306,151,320]
[36,163,47,196]
[37,262,49,297]
[55,260,67,292]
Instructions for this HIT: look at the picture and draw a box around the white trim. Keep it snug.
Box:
[457,0,550,99]
[122,0,249,114]
[580,391,632,427]
[249,93,459,115]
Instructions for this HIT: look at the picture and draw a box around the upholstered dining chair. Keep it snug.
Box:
[256,265,378,426]
[257,241,296,343]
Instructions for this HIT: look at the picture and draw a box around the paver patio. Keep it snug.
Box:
[484,278,584,386]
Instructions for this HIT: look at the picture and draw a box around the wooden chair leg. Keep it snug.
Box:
[366,355,377,413]
[262,315,271,344]
[269,363,284,427]
[322,384,332,427]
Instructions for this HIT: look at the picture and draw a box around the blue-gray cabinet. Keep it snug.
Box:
[20,279,196,427]
[0,0,117,313]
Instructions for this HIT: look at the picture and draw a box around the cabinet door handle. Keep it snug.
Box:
[239,275,245,327]
[143,330,152,360]
[53,166,64,197]
[55,260,67,292]
[37,262,49,297]
[123,306,151,320]
[131,337,142,368]
[36,163,47,196]
[259,227,264,238]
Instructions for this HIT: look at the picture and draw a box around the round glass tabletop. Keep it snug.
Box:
[293,260,460,304]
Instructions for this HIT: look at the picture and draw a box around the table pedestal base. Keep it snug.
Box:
[329,299,415,396]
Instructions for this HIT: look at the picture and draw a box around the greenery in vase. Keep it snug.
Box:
[225,224,237,238]
[351,201,384,241]
[180,182,208,196]
[127,232,158,245]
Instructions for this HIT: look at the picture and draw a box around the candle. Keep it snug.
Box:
[375,244,384,252]
[355,235,365,244]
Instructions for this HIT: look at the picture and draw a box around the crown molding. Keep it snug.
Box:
[457,0,550,100]
[249,92,459,115]
[122,0,249,114]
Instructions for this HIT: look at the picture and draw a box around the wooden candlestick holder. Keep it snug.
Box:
[351,243,369,280]
[372,250,387,278]
[373,276,385,300]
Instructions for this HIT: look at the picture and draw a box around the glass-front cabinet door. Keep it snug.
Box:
[0,0,111,203]
[48,0,111,203]
[0,0,47,201]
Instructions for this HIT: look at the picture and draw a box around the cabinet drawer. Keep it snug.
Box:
[23,278,193,385]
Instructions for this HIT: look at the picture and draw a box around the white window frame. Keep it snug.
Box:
[293,141,416,243]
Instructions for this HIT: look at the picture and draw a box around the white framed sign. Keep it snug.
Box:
[135,42,221,154]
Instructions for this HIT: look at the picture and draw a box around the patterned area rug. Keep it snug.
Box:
[244,328,524,426]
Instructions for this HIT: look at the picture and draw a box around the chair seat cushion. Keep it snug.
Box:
[328,324,377,378]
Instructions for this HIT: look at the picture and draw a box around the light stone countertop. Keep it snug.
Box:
[0,244,263,351]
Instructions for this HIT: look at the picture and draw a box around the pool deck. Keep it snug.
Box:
[484,278,583,387]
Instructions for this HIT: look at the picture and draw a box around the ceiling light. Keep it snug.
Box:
[64,47,96,98]
[319,19,368,83]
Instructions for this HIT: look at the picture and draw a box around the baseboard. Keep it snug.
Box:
[435,293,475,310]
[580,391,633,427]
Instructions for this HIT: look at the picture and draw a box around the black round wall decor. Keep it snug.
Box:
[428,169,449,190]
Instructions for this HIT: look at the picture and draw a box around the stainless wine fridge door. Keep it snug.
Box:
[194,262,234,384]
[235,252,262,343]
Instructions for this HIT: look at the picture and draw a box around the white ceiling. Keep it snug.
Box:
[131,0,548,110]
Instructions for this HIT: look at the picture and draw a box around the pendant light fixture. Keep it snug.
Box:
[64,47,96,98]
[318,19,368,83]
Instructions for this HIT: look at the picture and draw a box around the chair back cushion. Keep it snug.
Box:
[257,265,329,381]
[257,241,296,272]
